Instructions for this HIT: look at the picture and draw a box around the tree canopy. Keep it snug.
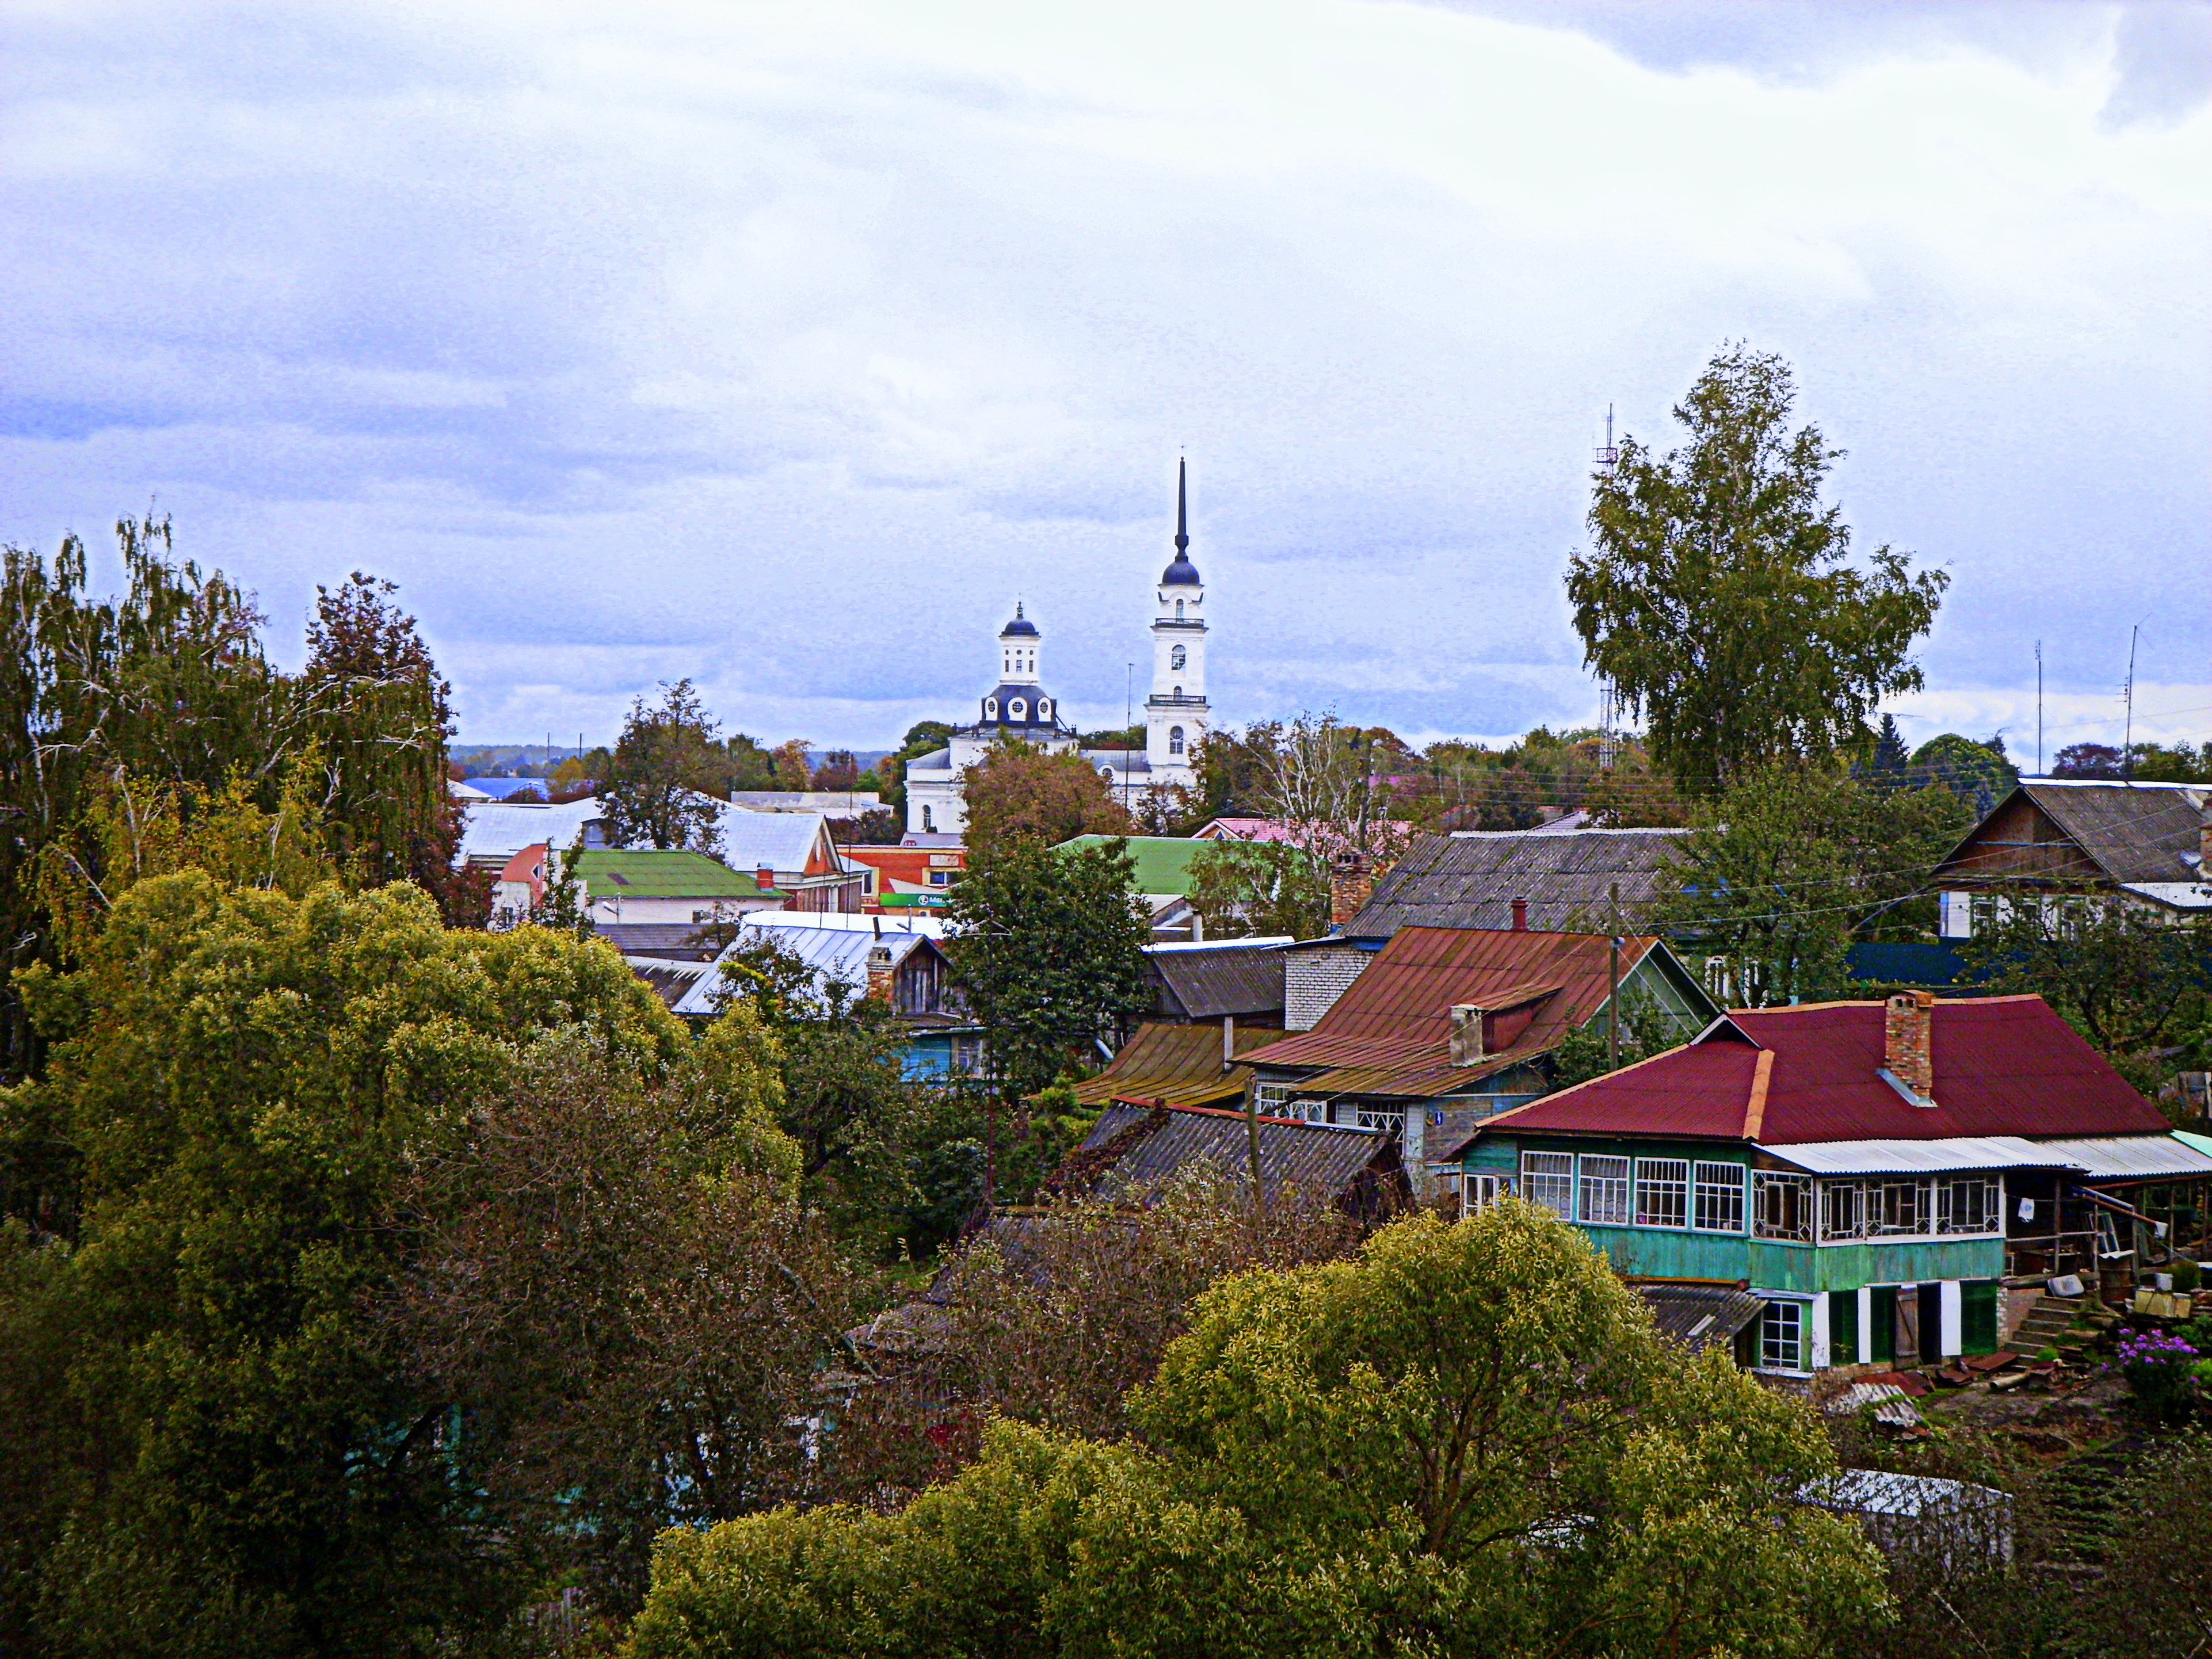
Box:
[600,678,727,851]
[959,740,1134,852]
[1568,346,1948,797]
[625,1202,1887,1659]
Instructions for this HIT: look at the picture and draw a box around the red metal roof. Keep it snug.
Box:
[1485,996,2168,1145]
[1241,926,1662,1097]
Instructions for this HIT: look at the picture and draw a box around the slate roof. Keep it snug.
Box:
[1050,1100,1402,1211]
[1242,926,1692,1100]
[1070,1020,1282,1109]
[1347,828,1688,940]
[1143,939,1288,1021]
[1937,781,2208,889]
[1639,1284,1765,1353]
[1470,995,2169,1151]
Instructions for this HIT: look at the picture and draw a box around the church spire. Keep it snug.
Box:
[1159,458,1200,586]
[1175,456,1188,555]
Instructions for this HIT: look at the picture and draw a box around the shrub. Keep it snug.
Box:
[2113,1327,2200,1422]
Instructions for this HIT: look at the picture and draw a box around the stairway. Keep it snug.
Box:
[2009,1294,2085,1354]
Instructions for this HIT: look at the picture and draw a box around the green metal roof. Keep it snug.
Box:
[572,849,776,898]
[1056,834,1210,896]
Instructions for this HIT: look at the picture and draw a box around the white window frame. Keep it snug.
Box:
[1757,1299,1811,1374]
[1462,1172,1514,1215]
[1578,1155,1632,1227]
[1634,1158,1690,1229]
[1693,1162,1746,1233]
[1252,1081,1294,1118]
[1753,1172,1813,1242]
[1521,1151,1576,1216]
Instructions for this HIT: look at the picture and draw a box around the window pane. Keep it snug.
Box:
[1753,1172,1811,1242]
[1694,1162,1746,1233]
[1759,1301,1804,1372]
[1578,1155,1631,1226]
[1820,1181,1864,1241]
[1521,1151,1576,1216]
[1635,1158,1689,1228]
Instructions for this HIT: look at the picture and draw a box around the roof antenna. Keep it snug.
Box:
[1595,403,1618,474]
[2034,639,2043,776]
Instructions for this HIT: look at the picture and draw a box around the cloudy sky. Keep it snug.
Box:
[3,1,2207,758]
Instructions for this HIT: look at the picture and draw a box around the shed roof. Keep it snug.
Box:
[1143,939,1288,1020]
[1052,1100,1399,1207]
[1070,1020,1281,1109]
[1056,834,1209,895]
[1638,1284,1765,1352]
[1475,996,2169,1148]
[1758,1136,2081,1176]
[1347,827,1687,941]
[1242,926,1685,1099]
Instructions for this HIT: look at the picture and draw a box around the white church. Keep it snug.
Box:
[903,463,1212,836]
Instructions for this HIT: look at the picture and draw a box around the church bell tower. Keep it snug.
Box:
[1145,459,1208,781]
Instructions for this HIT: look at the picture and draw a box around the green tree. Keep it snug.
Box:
[0,872,766,1655]
[872,720,956,822]
[1568,346,1949,797]
[1906,733,2016,813]
[943,838,1151,1107]
[601,678,726,851]
[624,1202,1888,1659]
[1186,837,1330,941]
[959,740,1134,853]
[1650,764,1971,1006]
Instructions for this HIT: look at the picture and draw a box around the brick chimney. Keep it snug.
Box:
[756,866,775,890]
[1449,1004,1488,1066]
[1330,853,1373,930]
[1883,991,1936,1105]
[865,943,896,1004]
[1509,896,1528,932]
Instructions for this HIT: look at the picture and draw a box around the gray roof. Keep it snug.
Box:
[1143,940,1288,1020]
[1348,827,1689,940]
[1052,1101,1401,1210]
[2018,781,2207,886]
[594,922,729,961]
[1637,1284,1765,1353]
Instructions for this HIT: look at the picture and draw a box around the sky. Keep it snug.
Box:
[2,0,2207,760]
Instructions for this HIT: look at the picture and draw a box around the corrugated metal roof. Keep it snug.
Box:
[1144,940,1288,1020]
[1348,828,1687,940]
[1481,996,2171,1147]
[674,920,941,1017]
[2119,881,2212,911]
[1759,1136,2080,1175]
[1056,834,1210,895]
[575,849,769,897]
[1057,1100,1398,1205]
[2034,1134,2212,1179]
[1242,926,1694,1100]
[457,797,601,863]
[1071,1021,1279,1109]
[593,922,729,961]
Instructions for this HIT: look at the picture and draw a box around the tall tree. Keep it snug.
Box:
[942,838,1151,1105]
[959,739,1134,853]
[1186,837,1331,941]
[600,678,726,851]
[1568,345,1949,797]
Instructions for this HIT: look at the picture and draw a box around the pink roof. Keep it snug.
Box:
[1490,996,2168,1145]
[499,842,548,882]
[1192,817,1299,843]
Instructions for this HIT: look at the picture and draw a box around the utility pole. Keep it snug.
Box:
[1607,882,1622,1070]
[2123,626,2139,783]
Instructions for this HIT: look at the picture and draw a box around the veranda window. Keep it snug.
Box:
[1521,1152,1575,1216]
[1693,1162,1746,1233]
[1578,1155,1632,1226]
[1635,1158,1689,1229]
[1753,1172,1812,1242]
[1937,1178,2002,1235]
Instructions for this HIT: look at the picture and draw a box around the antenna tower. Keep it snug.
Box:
[2123,625,2139,783]
[1593,404,1620,767]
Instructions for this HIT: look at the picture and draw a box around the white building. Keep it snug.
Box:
[905,462,1211,836]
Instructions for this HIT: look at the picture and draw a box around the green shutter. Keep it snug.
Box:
[1828,1290,1859,1368]
[1961,1279,1999,1355]
[1868,1286,1898,1365]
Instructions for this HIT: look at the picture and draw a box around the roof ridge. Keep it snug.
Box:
[1740,1048,1775,1140]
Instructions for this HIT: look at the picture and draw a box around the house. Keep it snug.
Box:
[1190,817,1298,842]
[1242,923,1718,1193]
[571,849,787,926]
[489,842,550,929]
[840,842,966,911]
[1931,779,2212,934]
[1045,1099,1406,1221]
[1446,992,2212,1378]
[1069,1021,1287,1113]
[1283,826,1690,1029]
[1054,833,1212,939]
[672,913,977,1079]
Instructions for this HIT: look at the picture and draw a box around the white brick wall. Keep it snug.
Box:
[1286,947,1372,1031]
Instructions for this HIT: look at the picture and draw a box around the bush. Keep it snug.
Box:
[2114,1327,2200,1422]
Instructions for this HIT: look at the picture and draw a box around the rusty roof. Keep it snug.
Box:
[1467,995,2170,1149]
[1071,1020,1280,1109]
[1056,1100,1401,1206]
[1348,827,1687,940]
[1241,926,1672,1099]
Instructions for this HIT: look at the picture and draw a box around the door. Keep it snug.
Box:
[1961,1280,1999,1355]
[1894,1286,1921,1365]
[1868,1286,1898,1365]
[1918,1284,1944,1362]
[1828,1290,1860,1368]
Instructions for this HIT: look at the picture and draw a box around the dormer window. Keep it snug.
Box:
[1037,698,1051,718]
[984,699,998,719]
[1009,698,1027,720]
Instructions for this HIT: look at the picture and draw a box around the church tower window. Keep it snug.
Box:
[984,699,998,720]
[1170,644,1186,670]
[1009,698,1027,720]
[1176,598,1185,619]
[1169,725,1185,756]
